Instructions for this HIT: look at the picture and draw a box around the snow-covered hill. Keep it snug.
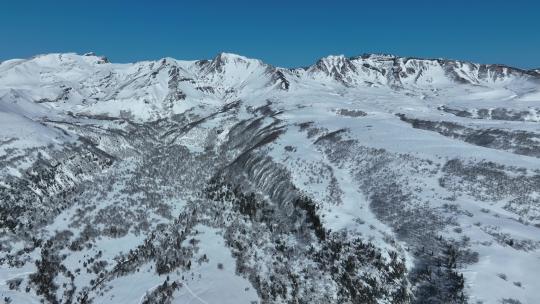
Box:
[1,52,540,304]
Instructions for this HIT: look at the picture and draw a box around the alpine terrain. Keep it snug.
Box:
[1,52,540,304]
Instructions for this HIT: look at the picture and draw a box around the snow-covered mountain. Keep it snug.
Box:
[1,52,540,304]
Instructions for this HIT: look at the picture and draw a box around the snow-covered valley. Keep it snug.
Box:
[1,52,540,303]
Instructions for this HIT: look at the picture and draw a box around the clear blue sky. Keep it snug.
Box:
[1,0,539,69]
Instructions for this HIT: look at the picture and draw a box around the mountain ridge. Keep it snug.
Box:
[2,51,538,106]
[6,51,538,74]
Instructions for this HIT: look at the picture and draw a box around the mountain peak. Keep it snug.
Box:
[356,53,397,61]
[214,52,262,65]
[308,54,357,83]
[319,54,347,61]
[201,52,267,75]
[216,52,250,60]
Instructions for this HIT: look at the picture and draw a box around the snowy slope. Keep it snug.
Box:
[0,52,540,304]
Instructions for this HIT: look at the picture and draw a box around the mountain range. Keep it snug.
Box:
[1,52,540,304]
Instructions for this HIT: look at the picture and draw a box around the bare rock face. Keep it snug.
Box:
[0,52,539,304]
